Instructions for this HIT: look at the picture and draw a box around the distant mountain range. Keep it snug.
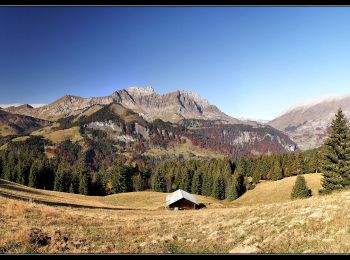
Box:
[0,104,46,109]
[3,86,245,124]
[268,93,350,150]
[0,86,297,159]
[4,87,350,152]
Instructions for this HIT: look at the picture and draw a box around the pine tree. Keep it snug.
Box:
[293,153,305,175]
[29,158,43,188]
[252,160,262,184]
[191,170,202,195]
[291,175,311,199]
[271,159,283,181]
[17,157,32,186]
[69,183,75,193]
[321,108,350,193]
[227,172,245,201]
[72,159,89,194]
[3,151,16,181]
[132,174,143,192]
[70,174,80,194]
[79,172,91,195]
[42,158,55,190]
[0,156,2,178]
[212,175,225,200]
[151,168,166,192]
[201,171,213,196]
[180,169,192,192]
[111,161,129,194]
[54,162,72,192]
[93,172,106,196]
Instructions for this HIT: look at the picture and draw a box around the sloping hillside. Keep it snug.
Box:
[0,110,49,137]
[0,179,227,210]
[233,173,322,206]
[268,93,350,150]
[2,180,350,253]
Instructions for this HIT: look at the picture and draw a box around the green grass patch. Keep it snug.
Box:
[0,143,8,150]
[12,136,30,142]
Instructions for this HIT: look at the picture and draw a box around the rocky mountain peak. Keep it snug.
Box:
[4,86,244,124]
[175,90,211,107]
[19,104,34,109]
[125,86,155,96]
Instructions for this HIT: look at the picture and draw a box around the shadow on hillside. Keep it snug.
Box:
[0,191,136,211]
[197,203,207,209]
[0,179,45,196]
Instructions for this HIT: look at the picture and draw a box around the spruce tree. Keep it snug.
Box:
[29,158,43,188]
[227,172,245,201]
[201,171,213,196]
[79,172,91,195]
[132,174,143,192]
[191,170,202,195]
[252,161,262,184]
[93,172,106,196]
[54,163,72,192]
[0,156,2,178]
[69,183,75,193]
[17,158,32,186]
[271,159,283,181]
[111,161,129,194]
[3,151,16,181]
[42,158,55,190]
[291,175,311,199]
[151,168,166,192]
[321,108,350,193]
[180,170,192,192]
[293,153,305,175]
[212,175,225,200]
[71,159,87,194]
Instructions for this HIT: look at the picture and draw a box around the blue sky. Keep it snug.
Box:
[1,7,350,120]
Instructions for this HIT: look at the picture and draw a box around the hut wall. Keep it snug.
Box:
[168,198,197,210]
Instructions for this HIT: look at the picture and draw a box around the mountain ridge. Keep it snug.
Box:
[269,92,350,150]
[4,86,246,125]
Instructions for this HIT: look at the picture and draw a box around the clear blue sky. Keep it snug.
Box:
[1,7,350,120]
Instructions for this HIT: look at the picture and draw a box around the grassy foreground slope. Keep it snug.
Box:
[233,173,323,206]
[0,179,227,210]
[2,186,350,253]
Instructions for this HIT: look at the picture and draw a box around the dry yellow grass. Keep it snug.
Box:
[144,138,225,160]
[233,173,323,206]
[0,123,16,136]
[2,185,350,253]
[0,179,227,211]
[4,174,350,253]
[41,127,83,144]
[31,123,60,136]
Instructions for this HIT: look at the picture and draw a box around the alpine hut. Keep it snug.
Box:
[166,189,199,210]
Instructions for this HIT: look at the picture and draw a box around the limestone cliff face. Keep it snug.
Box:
[5,86,242,124]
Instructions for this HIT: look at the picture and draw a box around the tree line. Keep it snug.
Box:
[0,132,322,201]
